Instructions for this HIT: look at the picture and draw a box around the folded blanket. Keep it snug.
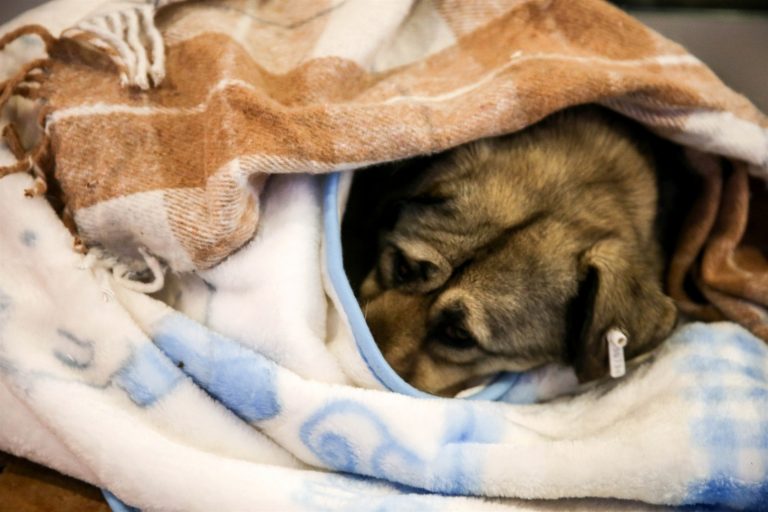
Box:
[1,1,768,511]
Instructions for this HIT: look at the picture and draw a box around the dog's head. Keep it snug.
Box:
[355,107,678,396]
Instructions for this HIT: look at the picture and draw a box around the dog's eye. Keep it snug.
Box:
[435,323,477,350]
[393,250,412,284]
[392,250,437,285]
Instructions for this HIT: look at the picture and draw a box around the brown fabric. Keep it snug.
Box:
[1,1,767,339]
[0,452,108,512]
[667,151,725,321]
[668,153,768,342]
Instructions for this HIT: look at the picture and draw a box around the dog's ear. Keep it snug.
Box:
[566,239,677,382]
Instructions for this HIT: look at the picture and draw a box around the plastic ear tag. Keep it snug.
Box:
[606,328,627,378]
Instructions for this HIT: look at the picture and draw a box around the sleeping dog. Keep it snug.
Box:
[342,106,691,396]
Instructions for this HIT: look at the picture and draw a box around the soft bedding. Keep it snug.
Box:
[1,1,767,510]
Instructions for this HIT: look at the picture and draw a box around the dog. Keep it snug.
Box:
[342,105,691,396]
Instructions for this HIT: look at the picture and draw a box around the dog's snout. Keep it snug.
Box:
[364,291,429,377]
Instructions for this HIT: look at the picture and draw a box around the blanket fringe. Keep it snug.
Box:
[79,247,166,300]
[0,25,55,196]
[0,24,55,53]
[2,123,24,157]
[61,5,165,90]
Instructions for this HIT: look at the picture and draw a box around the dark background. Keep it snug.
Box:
[1,1,766,111]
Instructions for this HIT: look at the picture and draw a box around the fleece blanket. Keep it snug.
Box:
[1,0,767,511]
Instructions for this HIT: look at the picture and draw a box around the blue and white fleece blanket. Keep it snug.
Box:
[1,166,768,511]
[1,2,768,511]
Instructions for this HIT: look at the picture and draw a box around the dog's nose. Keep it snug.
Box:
[364,291,430,377]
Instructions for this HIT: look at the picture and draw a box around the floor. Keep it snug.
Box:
[0,452,109,512]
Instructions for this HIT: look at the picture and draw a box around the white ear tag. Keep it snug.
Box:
[606,328,627,378]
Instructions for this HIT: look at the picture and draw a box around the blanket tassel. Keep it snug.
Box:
[79,247,166,300]
[61,5,165,89]
[0,25,55,197]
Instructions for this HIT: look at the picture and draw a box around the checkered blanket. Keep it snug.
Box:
[1,1,768,511]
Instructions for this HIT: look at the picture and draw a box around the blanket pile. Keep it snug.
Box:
[1,0,768,510]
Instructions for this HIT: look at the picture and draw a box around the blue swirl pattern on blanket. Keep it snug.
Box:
[53,329,95,370]
[114,343,184,407]
[151,313,281,422]
[679,323,768,511]
[20,229,36,247]
[301,399,501,494]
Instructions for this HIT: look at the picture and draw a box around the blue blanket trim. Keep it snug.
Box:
[322,172,521,401]
[102,489,140,512]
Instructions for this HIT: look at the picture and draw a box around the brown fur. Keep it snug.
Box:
[342,106,680,396]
